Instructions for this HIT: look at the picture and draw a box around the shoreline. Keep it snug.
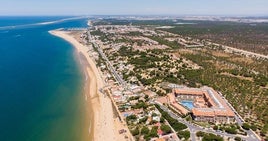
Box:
[49,30,124,141]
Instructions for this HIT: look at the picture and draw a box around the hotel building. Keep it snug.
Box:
[167,86,235,124]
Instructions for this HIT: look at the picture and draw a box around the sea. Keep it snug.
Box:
[0,16,89,141]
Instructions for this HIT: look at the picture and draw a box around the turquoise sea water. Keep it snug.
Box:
[0,17,89,141]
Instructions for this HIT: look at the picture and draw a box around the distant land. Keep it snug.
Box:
[91,15,268,23]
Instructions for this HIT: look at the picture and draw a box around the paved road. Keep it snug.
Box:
[218,92,260,141]
[206,41,268,60]
[156,103,260,141]
[87,28,261,141]
[87,31,127,87]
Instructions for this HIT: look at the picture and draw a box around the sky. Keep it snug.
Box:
[1,0,268,16]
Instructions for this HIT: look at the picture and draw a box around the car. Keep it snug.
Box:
[119,129,127,134]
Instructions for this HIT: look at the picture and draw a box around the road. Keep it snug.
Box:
[87,31,127,87]
[218,92,260,141]
[156,103,260,141]
[87,28,260,141]
[206,41,268,60]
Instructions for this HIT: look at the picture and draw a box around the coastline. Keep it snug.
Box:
[49,30,124,141]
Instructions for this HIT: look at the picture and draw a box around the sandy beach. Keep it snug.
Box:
[49,30,126,141]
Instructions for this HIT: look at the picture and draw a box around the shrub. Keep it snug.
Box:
[131,127,140,136]
[141,126,150,135]
[242,123,251,130]
[202,133,223,141]
[160,125,172,134]
[149,126,158,137]
[234,137,242,141]
[177,130,190,140]
[196,131,205,137]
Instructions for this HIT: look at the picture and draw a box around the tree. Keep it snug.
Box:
[152,113,158,117]
[154,104,187,131]
[149,126,158,137]
[234,137,242,141]
[213,125,219,130]
[145,95,149,102]
[196,131,205,137]
[141,126,150,135]
[131,127,140,136]
[202,133,223,141]
[143,134,151,141]
[126,115,137,121]
[173,122,187,131]
[177,130,190,140]
[139,116,148,124]
[250,124,257,131]
[242,123,251,130]
[160,117,165,123]
[160,125,172,134]
[225,127,237,134]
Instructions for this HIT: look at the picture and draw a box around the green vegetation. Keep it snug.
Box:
[147,36,181,49]
[155,104,187,131]
[139,116,148,124]
[131,101,148,109]
[177,50,268,131]
[234,136,242,141]
[141,126,150,135]
[92,19,176,26]
[242,123,251,130]
[90,21,268,138]
[160,124,172,134]
[202,133,223,141]
[148,126,158,138]
[117,46,189,94]
[131,127,140,136]
[92,43,105,67]
[262,124,268,136]
[196,131,223,141]
[224,127,237,134]
[196,131,205,137]
[177,130,190,140]
[163,22,268,55]
[90,29,108,42]
[217,124,239,134]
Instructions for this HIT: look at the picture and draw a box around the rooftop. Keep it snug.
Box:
[171,86,235,117]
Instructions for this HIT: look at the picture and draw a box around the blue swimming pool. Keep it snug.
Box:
[181,101,194,110]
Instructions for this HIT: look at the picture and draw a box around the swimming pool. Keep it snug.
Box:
[180,100,194,110]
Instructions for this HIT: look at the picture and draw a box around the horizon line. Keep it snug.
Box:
[0,14,268,17]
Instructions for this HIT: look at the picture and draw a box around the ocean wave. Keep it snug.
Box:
[0,16,88,30]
